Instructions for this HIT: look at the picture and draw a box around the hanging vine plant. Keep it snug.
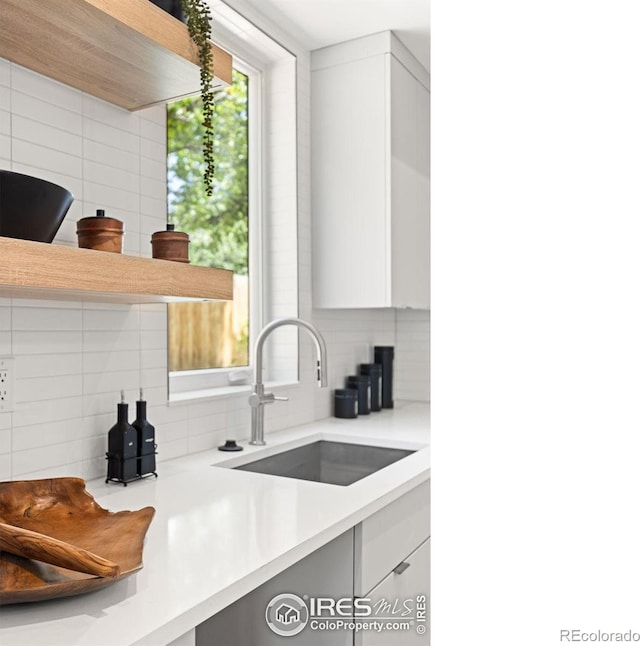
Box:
[179,0,216,196]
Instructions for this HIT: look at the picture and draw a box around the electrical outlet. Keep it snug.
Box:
[0,356,15,413]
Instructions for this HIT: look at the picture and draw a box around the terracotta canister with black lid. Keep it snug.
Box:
[76,209,124,253]
[151,224,190,263]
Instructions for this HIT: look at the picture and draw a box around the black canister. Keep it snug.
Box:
[374,346,395,409]
[346,375,371,415]
[360,363,382,412]
[334,388,358,418]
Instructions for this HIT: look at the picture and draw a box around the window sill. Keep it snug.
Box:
[168,380,299,405]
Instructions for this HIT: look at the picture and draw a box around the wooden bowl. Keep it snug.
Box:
[0,477,155,605]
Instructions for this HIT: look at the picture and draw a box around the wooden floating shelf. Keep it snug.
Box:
[0,237,233,304]
[0,0,233,111]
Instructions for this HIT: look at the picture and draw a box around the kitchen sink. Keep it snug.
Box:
[231,441,415,486]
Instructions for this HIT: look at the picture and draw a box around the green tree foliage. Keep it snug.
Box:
[167,70,248,274]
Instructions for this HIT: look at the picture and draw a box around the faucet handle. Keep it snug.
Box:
[273,395,289,402]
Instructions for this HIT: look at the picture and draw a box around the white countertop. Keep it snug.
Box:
[0,401,430,646]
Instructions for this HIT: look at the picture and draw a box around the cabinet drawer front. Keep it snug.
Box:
[356,539,430,646]
[355,480,430,596]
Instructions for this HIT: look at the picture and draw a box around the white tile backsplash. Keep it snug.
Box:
[0,31,428,482]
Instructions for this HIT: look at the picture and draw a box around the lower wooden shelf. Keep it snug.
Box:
[0,237,233,304]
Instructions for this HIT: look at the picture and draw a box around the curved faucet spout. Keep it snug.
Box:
[254,317,328,388]
[249,318,328,445]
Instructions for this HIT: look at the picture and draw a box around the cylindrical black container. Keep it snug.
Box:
[106,398,137,483]
[132,394,157,478]
[374,346,395,409]
[346,375,371,415]
[359,363,382,412]
[334,388,358,418]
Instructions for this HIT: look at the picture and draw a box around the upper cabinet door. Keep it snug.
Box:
[311,32,430,309]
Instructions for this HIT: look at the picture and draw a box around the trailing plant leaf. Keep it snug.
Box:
[180,0,215,195]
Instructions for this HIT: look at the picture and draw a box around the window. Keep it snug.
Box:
[167,69,251,374]
[166,9,300,400]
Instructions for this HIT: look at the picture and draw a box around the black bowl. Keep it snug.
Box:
[0,170,74,243]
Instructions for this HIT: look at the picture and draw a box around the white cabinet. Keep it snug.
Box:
[311,31,430,309]
[358,540,430,646]
[354,480,430,645]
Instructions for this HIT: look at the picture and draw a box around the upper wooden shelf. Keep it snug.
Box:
[0,237,233,304]
[0,0,233,111]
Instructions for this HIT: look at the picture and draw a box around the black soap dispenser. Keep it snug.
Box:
[106,391,138,484]
[132,388,157,479]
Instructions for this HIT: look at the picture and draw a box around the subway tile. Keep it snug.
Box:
[0,427,11,454]
[12,115,83,157]
[156,436,188,462]
[83,412,114,438]
[84,391,127,417]
[138,104,166,125]
[55,215,81,245]
[0,133,9,158]
[123,231,141,255]
[11,65,82,112]
[0,412,11,431]
[84,350,140,375]
[81,93,140,135]
[12,395,83,428]
[12,330,82,355]
[0,86,10,112]
[0,306,10,330]
[140,195,167,219]
[83,181,140,214]
[12,438,85,477]
[84,369,141,397]
[140,117,166,143]
[0,453,10,480]
[83,330,140,353]
[11,91,82,135]
[82,307,139,331]
[83,139,139,174]
[140,175,166,200]
[11,417,86,452]
[0,60,9,87]
[141,368,167,390]
[139,330,167,351]
[140,308,167,330]
[12,306,82,331]
[140,136,165,160]
[140,155,167,182]
[15,374,83,404]
[141,349,167,370]
[16,353,83,379]
[83,159,140,193]
[83,118,139,154]
[13,138,82,178]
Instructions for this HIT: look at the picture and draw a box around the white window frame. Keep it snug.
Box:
[168,21,299,402]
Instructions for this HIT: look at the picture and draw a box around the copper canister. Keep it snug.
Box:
[151,224,190,263]
[76,209,124,253]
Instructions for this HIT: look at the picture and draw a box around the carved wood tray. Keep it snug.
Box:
[0,477,155,605]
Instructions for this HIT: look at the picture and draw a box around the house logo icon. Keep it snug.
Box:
[265,593,309,636]
[276,603,300,625]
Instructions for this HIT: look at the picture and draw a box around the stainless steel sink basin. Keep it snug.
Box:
[233,441,415,486]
